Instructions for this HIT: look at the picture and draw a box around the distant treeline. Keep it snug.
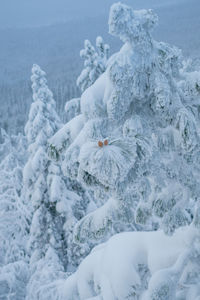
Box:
[0,0,200,134]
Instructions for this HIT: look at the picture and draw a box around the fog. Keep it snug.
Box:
[0,0,199,134]
[0,0,188,28]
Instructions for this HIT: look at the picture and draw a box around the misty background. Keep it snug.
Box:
[0,0,200,134]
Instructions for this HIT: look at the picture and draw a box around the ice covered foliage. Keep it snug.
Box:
[48,114,85,161]
[0,131,29,299]
[23,64,62,209]
[77,36,110,92]
[63,215,200,299]
[24,64,61,155]
[48,110,93,269]
[46,1,200,298]
[49,128,94,268]
[24,64,91,298]
[0,128,12,160]
[0,133,28,265]
[26,247,68,300]
[179,59,200,104]
[65,97,81,122]
[0,261,29,300]
[53,1,200,243]
[48,161,92,269]
[23,64,70,299]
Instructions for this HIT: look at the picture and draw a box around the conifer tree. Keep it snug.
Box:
[55,2,200,243]
[77,36,110,92]
[65,97,81,122]
[24,64,92,299]
[23,64,68,299]
[0,130,29,299]
[53,3,200,298]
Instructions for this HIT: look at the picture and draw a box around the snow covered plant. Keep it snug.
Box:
[48,2,200,298]
[0,130,29,300]
[23,64,62,212]
[49,1,200,244]
[63,217,200,300]
[0,131,28,265]
[22,64,70,299]
[23,64,93,299]
[77,36,110,92]
[65,97,81,122]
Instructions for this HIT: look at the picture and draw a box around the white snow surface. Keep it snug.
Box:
[63,225,200,300]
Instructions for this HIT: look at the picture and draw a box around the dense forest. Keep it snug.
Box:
[0,0,200,135]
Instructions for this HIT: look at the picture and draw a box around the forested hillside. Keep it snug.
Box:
[0,0,200,135]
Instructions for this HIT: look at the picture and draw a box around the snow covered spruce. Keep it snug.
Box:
[23,64,92,299]
[0,130,29,299]
[48,2,200,299]
[77,36,110,93]
[21,64,67,299]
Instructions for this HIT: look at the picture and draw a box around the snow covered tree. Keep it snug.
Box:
[77,36,110,92]
[0,261,29,300]
[0,130,29,299]
[52,1,200,244]
[0,128,12,160]
[47,2,200,298]
[1,1,196,298]
[48,117,94,270]
[65,97,81,122]
[24,64,93,299]
[23,64,70,299]
[58,3,158,242]
[0,132,28,265]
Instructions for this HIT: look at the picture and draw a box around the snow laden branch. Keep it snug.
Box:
[63,219,200,300]
[0,132,29,300]
[77,36,110,92]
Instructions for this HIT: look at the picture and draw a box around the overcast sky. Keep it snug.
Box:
[0,0,187,28]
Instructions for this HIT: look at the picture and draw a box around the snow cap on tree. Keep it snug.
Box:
[31,64,47,98]
[25,64,61,152]
[109,2,158,44]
